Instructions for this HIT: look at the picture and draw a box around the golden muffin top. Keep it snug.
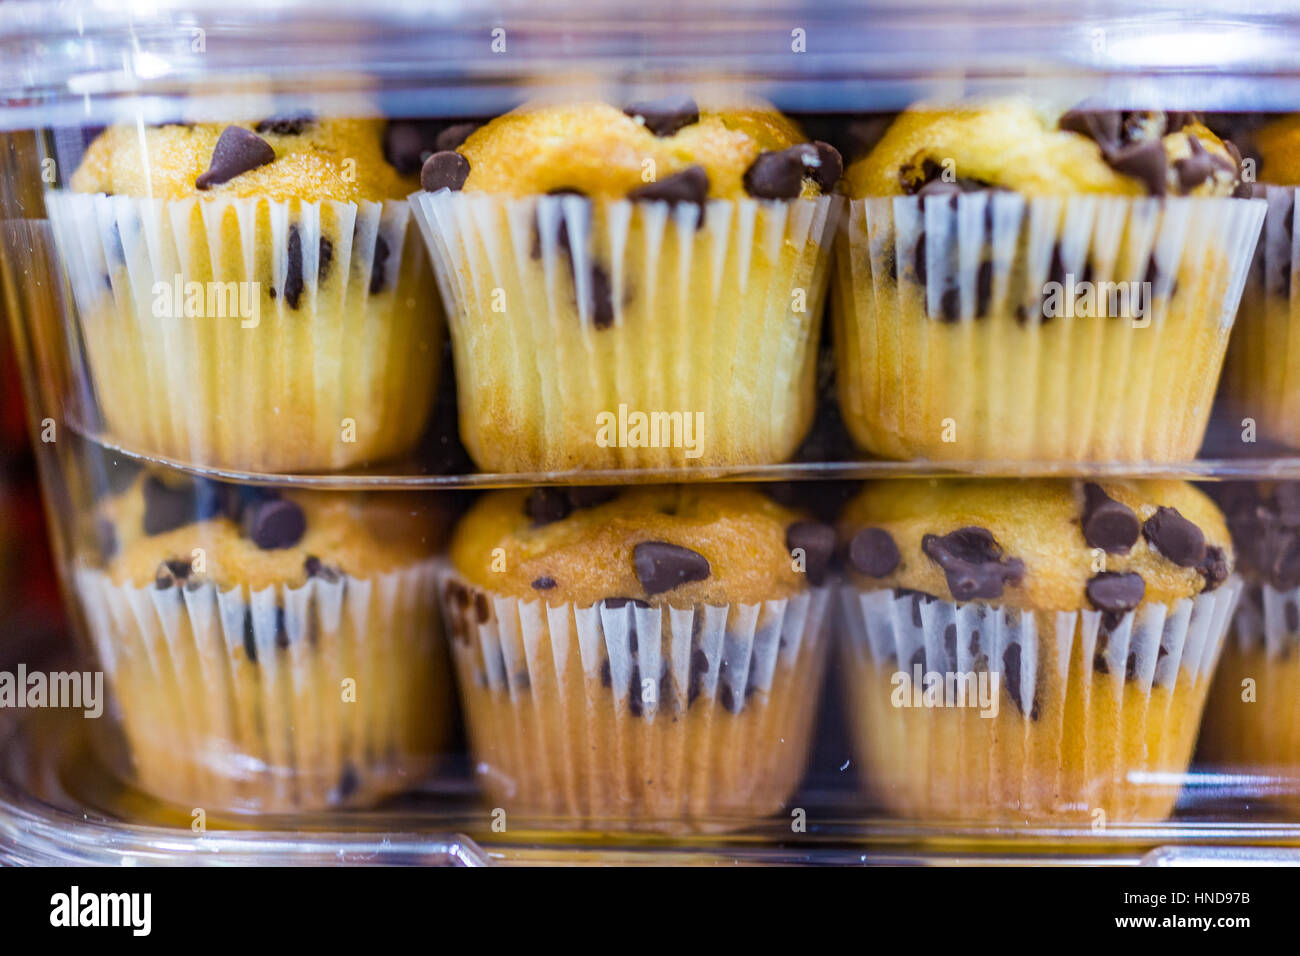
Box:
[1249,114,1300,186]
[845,100,1246,199]
[99,473,445,592]
[838,479,1232,616]
[450,485,832,607]
[416,99,842,201]
[70,118,418,203]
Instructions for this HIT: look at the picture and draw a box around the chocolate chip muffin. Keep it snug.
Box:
[833,100,1264,463]
[1199,483,1300,804]
[837,478,1238,823]
[50,117,442,472]
[409,98,842,471]
[75,471,451,813]
[1220,115,1300,451]
[443,484,833,829]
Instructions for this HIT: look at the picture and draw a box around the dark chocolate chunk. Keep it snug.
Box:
[531,576,557,590]
[244,498,306,550]
[633,541,711,595]
[317,236,333,283]
[743,144,819,199]
[786,520,836,586]
[1142,506,1206,567]
[1196,545,1229,592]
[254,117,311,136]
[435,122,480,152]
[1081,482,1140,554]
[623,95,700,137]
[369,234,391,295]
[1086,571,1146,618]
[921,527,1024,601]
[1105,138,1168,196]
[1059,109,1122,148]
[809,141,843,191]
[1174,136,1214,193]
[848,527,901,578]
[628,165,709,205]
[382,120,434,175]
[142,476,196,536]
[525,487,572,526]
[283,226,305,309]
[242,609,258,664]
[420,150,470,192]
[196,125,275,190]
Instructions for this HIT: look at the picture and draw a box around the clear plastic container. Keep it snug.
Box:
[5,0,1300,864]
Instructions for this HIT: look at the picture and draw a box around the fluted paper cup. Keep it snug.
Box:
[47,192,442,473]
[838,580,1241,823]
[438,569,831,831]
[1200,581,1300,804]
[74,560,449,813]
[411,191,840,472]
[1222,185,1300,449]
[833,194,1264,462]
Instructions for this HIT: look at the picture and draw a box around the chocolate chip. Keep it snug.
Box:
[1142,506,1206,567]
[142,476,196,535]
[1081,482,1140,554]
[242,609,258,664]
[786,520,836,586]
[435,122,480,152]
[317,236,333,283]
[369,234,390,295]
[566,486,619,509]
[623,95,699,137]
[628,165,709,205]
[531,576,557,590]
[304,555,340,583]
[1174,135,1214,193]
[633,541,710,595]
[921,527,1024,601]
[254,117,311,136]
[1060,109,1122,148]
[1105,138,1167,196]
[1086,571,1146,619]
[743,144,819,199]
[809,141,843,191]
[244,498,306,550]
[525,487,572,525]
[195,125,275,190]
[589,263,615,330]
[848,527,900,578]
[381,120,437,175]
[1197,545,1229,592]
[283,226,305,309]
[420,150,470,192]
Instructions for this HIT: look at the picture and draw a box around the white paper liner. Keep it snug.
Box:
[437,568,831,829]
[838,580,1241,822]
[410,190,841,471]
[833,193,1265,461]
[1223,185,1300,447]
[46,191,442,473]
[74,560,449,813]
[1201,580,1300,793]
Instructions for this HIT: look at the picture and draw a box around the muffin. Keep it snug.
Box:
[409,98,842,471]
[48,118,442,472]
[838,478,1238,823]
[1220,115,1300,450]
[442,484,832,828]
[75,471,451,813]
[834,101,1264,462]
[1199,483,1300,805]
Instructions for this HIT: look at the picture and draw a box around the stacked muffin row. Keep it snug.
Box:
[82,469,1300,828]
[53,100,1297,475]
